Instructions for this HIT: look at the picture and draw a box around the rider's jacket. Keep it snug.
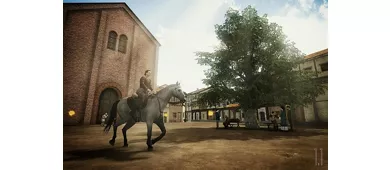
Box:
[140,76,153,92]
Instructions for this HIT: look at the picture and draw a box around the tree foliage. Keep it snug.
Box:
[195,6,326,111]
[196,88,226,108]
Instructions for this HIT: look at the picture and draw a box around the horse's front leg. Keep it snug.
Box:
[152,116,166,145]
[146,120,153,151]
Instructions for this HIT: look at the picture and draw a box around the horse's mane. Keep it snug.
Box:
[155,84,184,105]
[156,84,178,95]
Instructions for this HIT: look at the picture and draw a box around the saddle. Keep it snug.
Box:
[126,93,157,122]
[126,95,138,110]
[126,92,155,110]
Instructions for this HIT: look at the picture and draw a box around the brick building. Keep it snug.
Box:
[64,3,160,125]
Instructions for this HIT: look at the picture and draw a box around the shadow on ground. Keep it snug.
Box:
[64,148,149,162]
[134,127,327,144]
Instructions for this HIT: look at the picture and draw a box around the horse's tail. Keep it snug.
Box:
[103,100,120,133]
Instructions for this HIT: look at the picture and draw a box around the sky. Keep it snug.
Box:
[64,0,328,93]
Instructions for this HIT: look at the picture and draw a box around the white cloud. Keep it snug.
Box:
[298,0,315,12]
[156,0,232,92]
[225,0,242,10]
[155,0,328,92]
[319,1,328,19]
[269,2,328,54]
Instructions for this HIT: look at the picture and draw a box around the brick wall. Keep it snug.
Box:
[64,3,159,125]
[97,8,136,93]
[63,10,99,124]
[131,26,157,91]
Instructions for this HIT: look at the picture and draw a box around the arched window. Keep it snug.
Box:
[118,34,128,53]
[107,31,118,50]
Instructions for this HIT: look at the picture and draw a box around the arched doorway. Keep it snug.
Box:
[96,88,119,124]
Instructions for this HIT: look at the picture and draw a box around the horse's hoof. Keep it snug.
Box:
[123,144,128,147]
[147,147,153,151]
[109,140,115,146]
[151,139,156,145]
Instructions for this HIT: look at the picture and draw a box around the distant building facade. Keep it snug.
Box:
[294,48,328,125]
[184,88,244,122]
[63,3,160,125]
[156,85,185,123]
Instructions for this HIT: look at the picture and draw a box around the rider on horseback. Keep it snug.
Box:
[134,70,154,121]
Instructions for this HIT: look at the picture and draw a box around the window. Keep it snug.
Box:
[208,112,213,120]
[107,31,118,50]
[118,34,128,53]
[320,63,328,72]
[304,67,312,71]
[173,113,177,118]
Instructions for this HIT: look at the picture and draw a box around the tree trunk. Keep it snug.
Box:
[244,109,260,129]
[289,104,295,131]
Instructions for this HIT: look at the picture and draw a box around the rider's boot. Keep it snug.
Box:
[137,95,148,122]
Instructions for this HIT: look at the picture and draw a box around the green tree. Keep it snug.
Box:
[196,88,226,108]
[195,6,326,124]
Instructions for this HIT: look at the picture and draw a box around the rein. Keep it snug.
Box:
[151,94,164,114]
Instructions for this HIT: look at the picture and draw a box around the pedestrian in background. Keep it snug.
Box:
[215,110,220,129]
[280,106,288,131]
[101,113,108,126]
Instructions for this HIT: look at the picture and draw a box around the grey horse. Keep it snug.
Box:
[103,82,186,151]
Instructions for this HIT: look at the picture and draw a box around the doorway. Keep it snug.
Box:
[96,88,119,124]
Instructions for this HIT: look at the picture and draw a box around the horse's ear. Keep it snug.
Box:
[176,81,179,85]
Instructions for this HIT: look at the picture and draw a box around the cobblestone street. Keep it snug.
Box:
[64,122,328,170]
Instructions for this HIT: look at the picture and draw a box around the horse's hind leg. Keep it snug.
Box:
[109,124,118,146]
[152,116,166,145]
[109,118,126,146]
[122,118,136,147]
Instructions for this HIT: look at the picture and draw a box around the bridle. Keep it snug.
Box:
[151,87,186,115]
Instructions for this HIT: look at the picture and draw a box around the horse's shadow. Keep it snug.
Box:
[64,148,148,162]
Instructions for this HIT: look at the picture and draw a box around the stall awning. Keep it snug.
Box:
[226,103,240,108]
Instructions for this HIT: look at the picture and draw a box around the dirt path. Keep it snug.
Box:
[64,122,328,170]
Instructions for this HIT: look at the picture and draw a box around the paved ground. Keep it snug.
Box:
[64,122,328,170]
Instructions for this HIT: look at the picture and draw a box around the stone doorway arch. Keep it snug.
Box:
[96,88,119,124]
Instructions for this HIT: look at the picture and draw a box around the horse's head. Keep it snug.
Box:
[172,83,186,103]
